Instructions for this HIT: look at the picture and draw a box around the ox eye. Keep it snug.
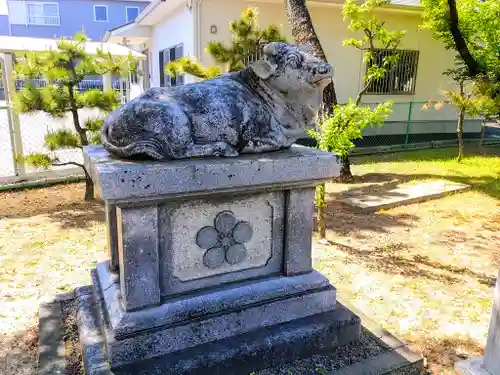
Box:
[287,56,301,69]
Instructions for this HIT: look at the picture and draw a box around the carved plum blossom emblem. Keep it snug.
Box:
[196,211,253,269]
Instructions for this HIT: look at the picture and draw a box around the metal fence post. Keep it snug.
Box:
[404,101,414,148]
[2,53,26,179]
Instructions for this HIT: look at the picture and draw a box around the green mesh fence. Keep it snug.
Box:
[296,101,485,151]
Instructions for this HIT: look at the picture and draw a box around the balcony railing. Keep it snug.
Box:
[27,15,60,26]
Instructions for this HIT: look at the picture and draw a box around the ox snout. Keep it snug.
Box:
[317,63,332,76]
[311,63,333,85]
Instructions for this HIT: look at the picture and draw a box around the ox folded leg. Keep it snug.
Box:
[184,142,239,158]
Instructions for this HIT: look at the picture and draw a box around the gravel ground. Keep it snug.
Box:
[61,299,84,375]
[255,330,386,375]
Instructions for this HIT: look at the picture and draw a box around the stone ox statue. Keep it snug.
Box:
[101,42,333,160]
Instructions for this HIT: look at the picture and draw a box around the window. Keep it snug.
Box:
[26,2,60,26]
[366,49,419,95]
[94,5,108,22]
[126,7,139,22]
[159,44,184,87]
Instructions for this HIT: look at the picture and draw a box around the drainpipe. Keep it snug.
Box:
[194,0,203,62]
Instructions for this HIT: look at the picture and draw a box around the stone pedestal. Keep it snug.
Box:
[80,145,361,375]
[456,267,500,375]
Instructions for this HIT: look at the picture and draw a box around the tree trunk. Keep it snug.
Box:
[457,108,464,162]
[284,0,346,240]
[447,0,479,77]
[339,154,353,181]
[316,183,326,240]
[83,167,94,201]
[457,82,465,162]
[283,0,337,110]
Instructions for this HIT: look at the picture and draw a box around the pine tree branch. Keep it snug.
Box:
[52,161,84,168]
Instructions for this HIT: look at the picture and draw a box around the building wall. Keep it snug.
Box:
[6,0,148,40]
[150,4,194,87]
[199,0,458,103]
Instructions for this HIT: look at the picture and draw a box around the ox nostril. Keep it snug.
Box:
[318,64,331,75]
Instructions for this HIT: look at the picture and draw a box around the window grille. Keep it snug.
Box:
[366,49,419,95]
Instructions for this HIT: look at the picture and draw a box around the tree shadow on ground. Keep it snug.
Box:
[47,206,105,230]
[409,335,484,375]
[335,172,500,200]
[318,200,418,239]
[330,242,496,286]
[0,193,105,230]
[0,325,38,375]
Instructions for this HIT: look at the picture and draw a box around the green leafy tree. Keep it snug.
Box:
[422,0,499,159]
[13,33,135,200]
[309,0,401,241]
[166,8,286,80]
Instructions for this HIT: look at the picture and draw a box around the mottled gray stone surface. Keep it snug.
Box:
[456,267,500,375]
[81,117,347,374]
[83,145,340,201]
[284,187,315,275]
[105,202,118,271]
[117,206,160,311]
[77,283,360,375]
[38,302,65,375]
[483,266,500,374]
[106,288,336,367]
[456,358,493,375]
[158,192,285,296]
[101,43,332,160]
[94,261,333,337]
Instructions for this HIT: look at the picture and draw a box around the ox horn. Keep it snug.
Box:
[262,42,281,57]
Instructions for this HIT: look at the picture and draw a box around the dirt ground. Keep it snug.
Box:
[0,149,498,374]
[0,184,107,375]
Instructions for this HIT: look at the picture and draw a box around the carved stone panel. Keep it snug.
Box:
[159,191,285,296]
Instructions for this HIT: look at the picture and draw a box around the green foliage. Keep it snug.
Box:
[12,32,133,199]
[421,0,500,115]
[23,153,55,169]
[342,0,405,88]
[44,129,81,150]
[312,0,399,159]
[166,8,286,80]
[310,100,393,157]
[84,118,104,144]
[166,57,222,80]
[76,89,118,111]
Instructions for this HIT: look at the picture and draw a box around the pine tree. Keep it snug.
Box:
[166,8,286,80]
[13,32,135,201]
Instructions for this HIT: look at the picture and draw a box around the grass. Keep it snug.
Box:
[0,145,498,375]
[352,145,500,198]
[317,145,500,375]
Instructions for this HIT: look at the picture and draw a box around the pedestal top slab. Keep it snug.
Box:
[84,145,340,201]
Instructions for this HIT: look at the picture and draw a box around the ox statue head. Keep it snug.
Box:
[250,42,333,131]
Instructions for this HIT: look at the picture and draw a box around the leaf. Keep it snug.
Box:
[44,129,81,150]
[23,153,55,169]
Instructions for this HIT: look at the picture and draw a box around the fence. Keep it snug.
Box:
[0,100,494,184]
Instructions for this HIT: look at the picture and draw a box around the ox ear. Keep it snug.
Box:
[251,60,276,80]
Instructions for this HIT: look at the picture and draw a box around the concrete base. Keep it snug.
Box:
[456,357,494,375]
[73,261,363,374]
[38,291,424,375]
[339,180,470,212]
[76,272,361,375]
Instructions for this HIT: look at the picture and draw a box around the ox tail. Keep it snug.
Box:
[101,119,170,160]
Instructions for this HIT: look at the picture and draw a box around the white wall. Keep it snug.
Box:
[150,5,194,87]
[7,0,25,24]
[199,0,457,103]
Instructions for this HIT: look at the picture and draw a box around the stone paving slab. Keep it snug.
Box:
[339,180,470,212]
